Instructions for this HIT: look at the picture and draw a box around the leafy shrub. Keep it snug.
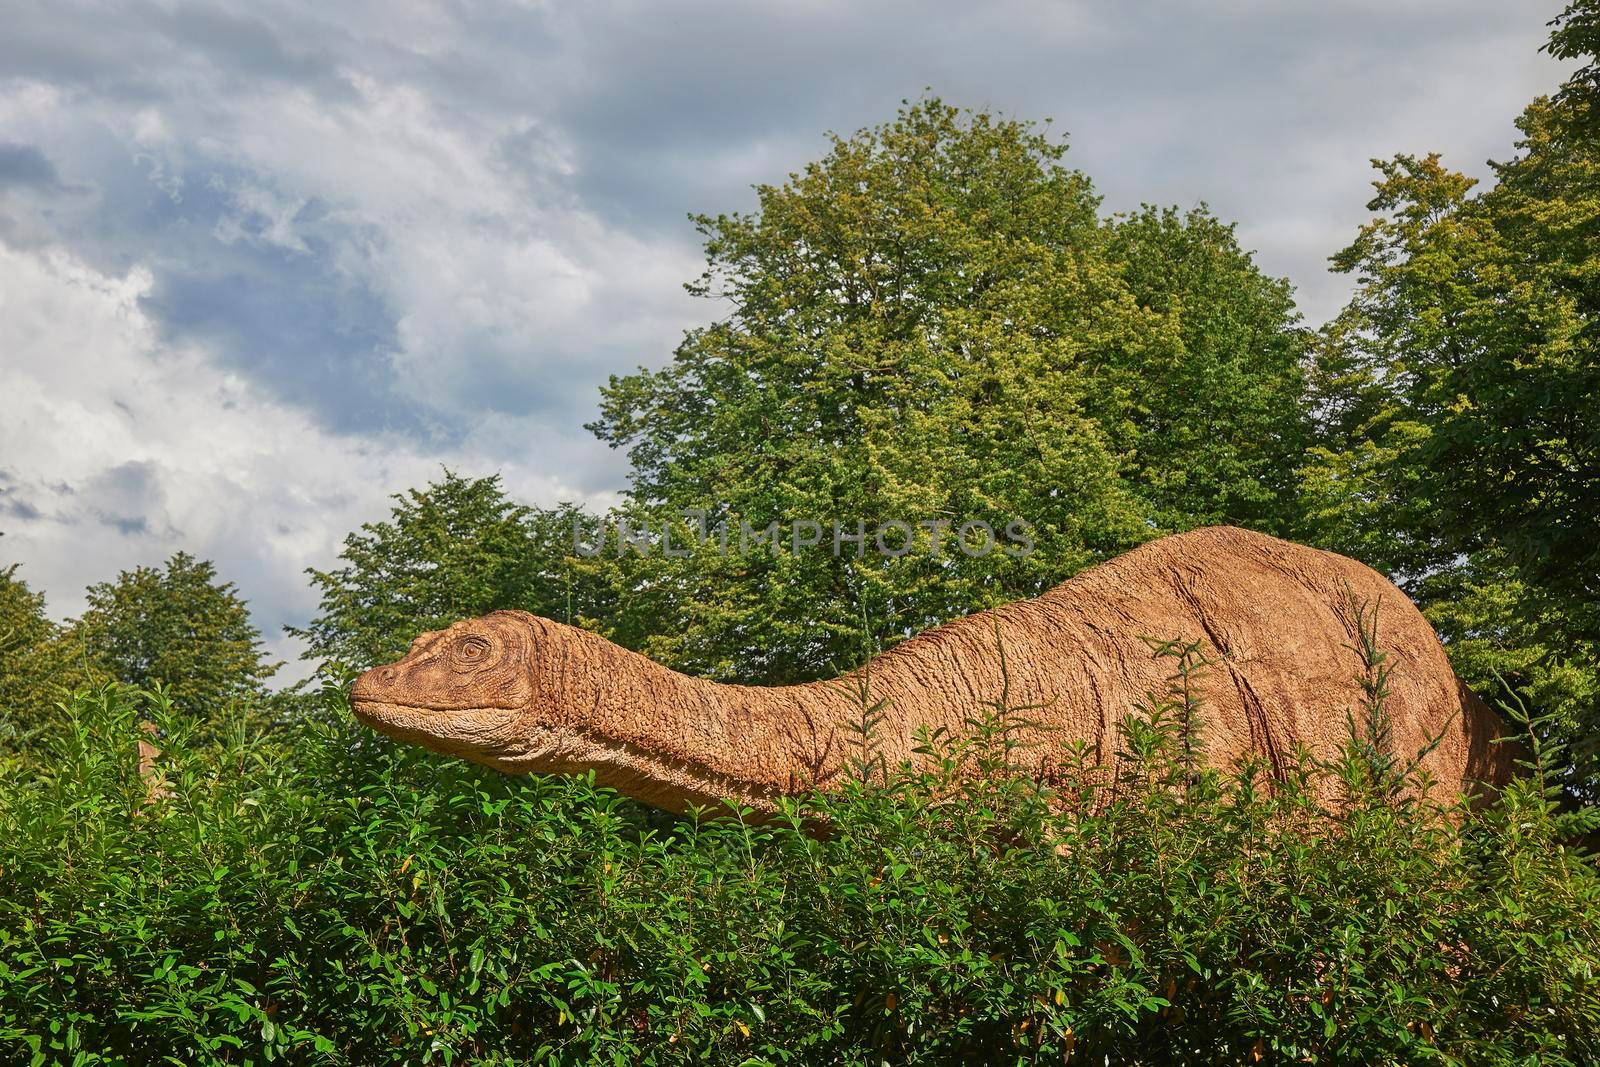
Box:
[0,662,1596,1065]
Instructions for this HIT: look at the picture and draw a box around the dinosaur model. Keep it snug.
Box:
[350,526,1515,815]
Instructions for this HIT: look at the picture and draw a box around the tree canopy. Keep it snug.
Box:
[291,471,599,668]
[1303,10,1600,792]
[69,552,277,716]
[0,558,95,749]
[590,99,1308,682]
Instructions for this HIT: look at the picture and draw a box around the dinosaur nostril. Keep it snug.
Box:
[352,666,399,702]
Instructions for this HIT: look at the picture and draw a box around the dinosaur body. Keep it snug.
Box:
[350,526,1515,814]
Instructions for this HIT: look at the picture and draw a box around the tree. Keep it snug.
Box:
[1414,551,1597,766]
[1314,111,1599,628]
[1548,0,1600,112]
[1295,155,1471,584]
[1304,15,1600,792]
[70,552,278,715]
[590,99,1307,682]
[0,559,97,749]
[292,470,601,668]
[1102,205,1309,534]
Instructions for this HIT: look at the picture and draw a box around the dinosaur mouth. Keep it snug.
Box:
[349,698,449,726]
[350,698,777,815]
[349,698,582,773]
[350,698,518,747]
[351,698,524,726]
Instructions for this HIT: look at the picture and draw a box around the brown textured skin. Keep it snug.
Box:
[350,526,1516,815]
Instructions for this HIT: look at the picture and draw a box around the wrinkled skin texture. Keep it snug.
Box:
[352,527,1516,815]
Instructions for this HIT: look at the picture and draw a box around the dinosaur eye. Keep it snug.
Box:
[457,636,491,663]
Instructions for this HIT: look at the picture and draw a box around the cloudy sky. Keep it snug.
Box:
[0,0,1570,679]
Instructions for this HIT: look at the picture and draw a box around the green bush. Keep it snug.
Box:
[0,672,1596,1066]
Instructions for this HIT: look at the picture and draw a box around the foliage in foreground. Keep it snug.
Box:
[1,676,1596,1067]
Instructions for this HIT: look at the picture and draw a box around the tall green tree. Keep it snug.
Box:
[0,558,96,750]
[292,470,601,668]
[1312,102,1599,627]
[1102,205,1309,533]
[591,99,1307,682]
[1549,0,1600,111]
[70,552,277,715]
[1304,11,1600,791]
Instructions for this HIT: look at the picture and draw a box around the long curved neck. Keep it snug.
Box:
[531,604,1072,815]
[529,623,842,813]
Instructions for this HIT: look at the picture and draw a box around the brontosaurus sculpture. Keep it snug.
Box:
[350,526,1515,814]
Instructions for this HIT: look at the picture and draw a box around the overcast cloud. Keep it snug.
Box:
[0,0,1570,679]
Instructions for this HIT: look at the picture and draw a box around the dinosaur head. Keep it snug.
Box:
[350,611,593,773]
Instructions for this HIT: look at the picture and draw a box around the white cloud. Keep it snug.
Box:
[0,243,609,678]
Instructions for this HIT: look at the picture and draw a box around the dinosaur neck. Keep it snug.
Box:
[537,624,855,815]
[533,605,1062,815]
